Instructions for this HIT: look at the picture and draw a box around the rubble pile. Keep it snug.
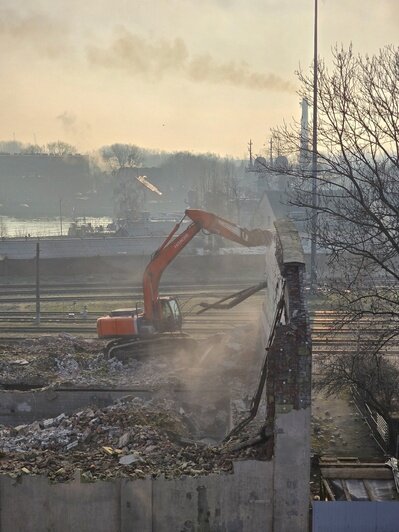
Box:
[0,325,262,392]
[0,398,261,482]
[0,323,267,481]
[0,335,105,388]
[0,335,181,389]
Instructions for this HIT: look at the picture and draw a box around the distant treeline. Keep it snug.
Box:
[0,140,248,218]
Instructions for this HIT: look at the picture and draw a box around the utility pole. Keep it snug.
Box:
[300,98,309,166]
[59,198,63,236]
[248,139,253,168]
[269,137,273,167]
[35,242,40,325]
[310,0,318,292]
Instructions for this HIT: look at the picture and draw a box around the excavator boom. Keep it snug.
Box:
[142,220,201,322]
[142,209,273,322]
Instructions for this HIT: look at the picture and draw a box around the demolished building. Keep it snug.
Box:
[0,219,311,531]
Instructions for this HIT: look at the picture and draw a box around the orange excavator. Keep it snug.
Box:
[97,209,273,357]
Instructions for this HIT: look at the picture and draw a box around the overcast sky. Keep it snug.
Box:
[0,0,398,157]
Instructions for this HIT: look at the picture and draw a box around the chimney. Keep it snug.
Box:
[299,98,309,166]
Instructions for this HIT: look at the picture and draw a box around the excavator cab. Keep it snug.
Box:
[159,297,182,332]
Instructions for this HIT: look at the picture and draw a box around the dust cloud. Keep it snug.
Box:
[142,317,265,440]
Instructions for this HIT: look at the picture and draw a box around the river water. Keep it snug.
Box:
[0,216,112,238]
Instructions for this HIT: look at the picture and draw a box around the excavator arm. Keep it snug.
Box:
[186,209,272,247]
[142,219,202,322]
[142,209,273,322]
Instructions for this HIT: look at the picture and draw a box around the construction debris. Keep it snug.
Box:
[0,335,104,388]
[0,323,268,482]
[0,325,262,391]
[0,398,261,482]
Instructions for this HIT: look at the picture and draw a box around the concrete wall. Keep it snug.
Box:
[0,461,273,532]
[0,248,266,280]
[0,236,166,259]
[260,218,311,532]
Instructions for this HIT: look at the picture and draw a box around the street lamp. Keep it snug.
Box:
[310,0,318,292]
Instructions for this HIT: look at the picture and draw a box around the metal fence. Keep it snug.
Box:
[351,387,391,455]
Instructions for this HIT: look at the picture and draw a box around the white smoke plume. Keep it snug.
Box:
[0,8,70,58]
[0,8,294,94]
[87,27,295,93]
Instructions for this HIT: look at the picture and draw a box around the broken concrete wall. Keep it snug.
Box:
[261,218,311,532]
[259,229,281,341]
[0,461,273,532]
[0,387,229,434]
[0,388,151,426]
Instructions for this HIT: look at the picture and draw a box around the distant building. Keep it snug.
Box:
[0,153,109,217]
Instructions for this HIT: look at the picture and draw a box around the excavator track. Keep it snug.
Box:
[104,333,198,362]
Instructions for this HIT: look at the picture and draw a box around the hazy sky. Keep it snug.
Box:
[0,0,398,157]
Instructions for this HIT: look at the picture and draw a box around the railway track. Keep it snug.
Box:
[0,281,263,305]
[0,280,260,290]
[0,280,260,295]
[311,310,399,361]
[0,283,264,341]
[2,282,398,359]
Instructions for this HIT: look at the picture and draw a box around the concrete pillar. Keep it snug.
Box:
[269,219,312,531]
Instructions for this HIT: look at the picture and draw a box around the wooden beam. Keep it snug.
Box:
[321,467,393,480]
[363,480,377,501]
[341,480,352,501]
[322,479,335,501]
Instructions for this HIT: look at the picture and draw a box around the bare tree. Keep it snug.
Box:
[0,140,24,153]
[20,144,46,154]
[315,333,399,418]
[47,141,77,156]
[101,144,144,221]
[270,44,399,302]
[315,328,399,452]
[101,143,143,173]
[266,45,399,417]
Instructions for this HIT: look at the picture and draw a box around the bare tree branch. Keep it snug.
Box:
[263,45,399,417]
